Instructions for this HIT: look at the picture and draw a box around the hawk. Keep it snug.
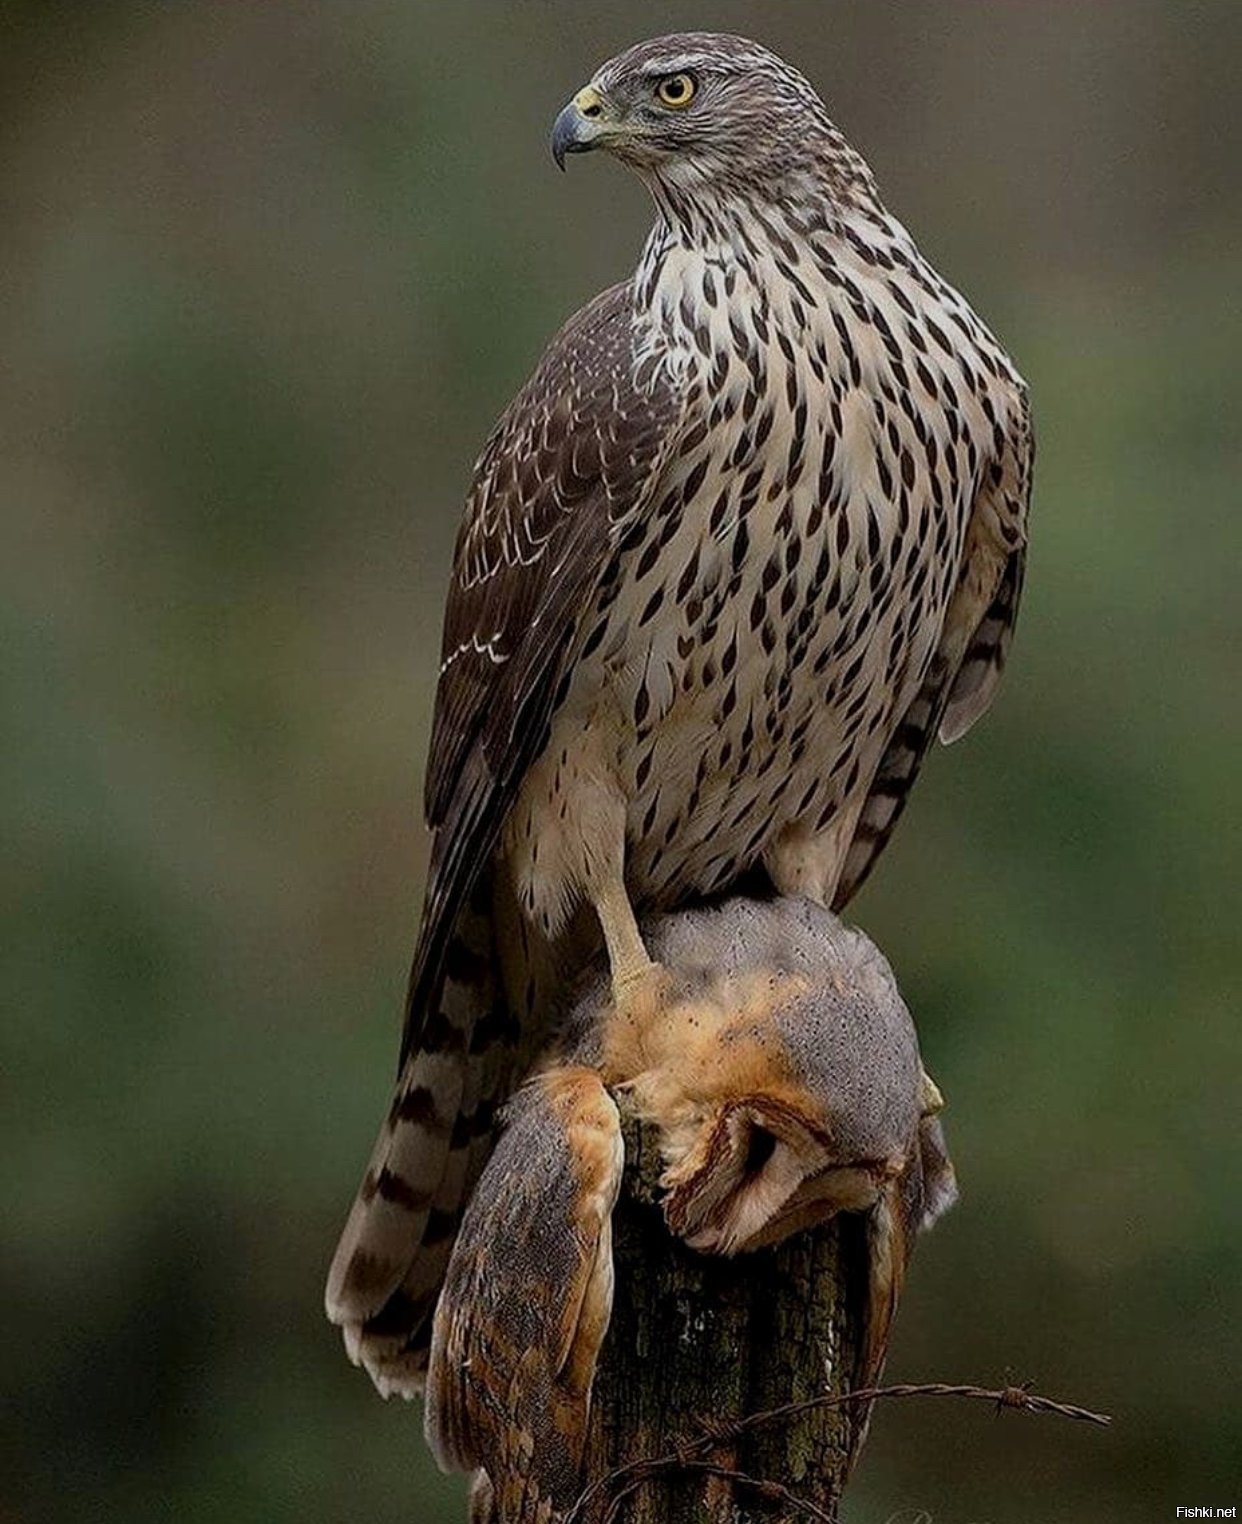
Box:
[326,32,1032,1393]
[425,897,957,1523]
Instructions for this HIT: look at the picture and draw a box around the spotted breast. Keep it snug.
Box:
[503,178,1029,937]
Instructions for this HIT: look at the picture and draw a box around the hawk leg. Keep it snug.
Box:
[592,870,673,1029]
[504,702,669,1036]
[592,868,684,1082]
[593,873,653,992]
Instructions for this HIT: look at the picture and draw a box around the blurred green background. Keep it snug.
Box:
[4,2,1238,1520]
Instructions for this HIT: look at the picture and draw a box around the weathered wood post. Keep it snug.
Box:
[579,1108,874,1524]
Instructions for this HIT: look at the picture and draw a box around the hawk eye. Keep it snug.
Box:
[655,72,696,109]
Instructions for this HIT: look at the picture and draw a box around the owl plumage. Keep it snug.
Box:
[425,896,956,1521]
[425,1067,621,1524]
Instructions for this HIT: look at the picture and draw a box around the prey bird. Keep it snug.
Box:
[326,32,1032,1394]
[425,897,957,1523]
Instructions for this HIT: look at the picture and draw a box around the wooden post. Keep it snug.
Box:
[579,1107,875,1524]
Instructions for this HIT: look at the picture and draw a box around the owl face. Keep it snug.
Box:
[661,1094,905,1255]
[598,951,935,1258]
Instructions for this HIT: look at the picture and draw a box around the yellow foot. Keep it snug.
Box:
[599,959,676,1086]
[610,959,675,1044]
[609,957,670,1018]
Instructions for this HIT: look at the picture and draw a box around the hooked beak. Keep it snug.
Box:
[551,85,610,171]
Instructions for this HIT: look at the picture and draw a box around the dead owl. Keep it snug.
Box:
[424,896,956,1522]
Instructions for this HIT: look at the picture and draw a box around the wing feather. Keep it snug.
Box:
[424,1069,622,1514]
[940,385,1034,742]
[406,283,682,1059]
[835,380,1033,907]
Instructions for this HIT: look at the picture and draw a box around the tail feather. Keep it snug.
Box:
[326,1044,468,1320]
[325,882,509,1396]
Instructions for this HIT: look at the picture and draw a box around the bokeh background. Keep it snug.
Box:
[4,2,1239,1520]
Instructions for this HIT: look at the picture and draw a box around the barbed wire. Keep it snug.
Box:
[567,1378,1111,1523]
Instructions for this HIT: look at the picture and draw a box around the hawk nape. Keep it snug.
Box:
[326,31,1032,1394]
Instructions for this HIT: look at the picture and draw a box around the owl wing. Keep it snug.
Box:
[407,283,682,1062]
[860,1112,959,1395]
[835,380,1034,906]
[425,1067,623,1520]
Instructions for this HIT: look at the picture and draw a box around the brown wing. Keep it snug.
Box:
[424,1068,623,1520]
[406,283,682,1059]
[834,381,1034,908]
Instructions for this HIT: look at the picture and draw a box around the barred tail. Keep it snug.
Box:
[324,883,517,1397]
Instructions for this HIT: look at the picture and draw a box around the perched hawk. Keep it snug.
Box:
[326,32,1032,1393]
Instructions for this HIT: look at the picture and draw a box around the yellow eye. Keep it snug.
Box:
[655,73,696,109]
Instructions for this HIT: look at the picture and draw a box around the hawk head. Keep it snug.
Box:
[551,32,836,185]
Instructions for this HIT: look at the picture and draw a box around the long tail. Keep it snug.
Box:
[324,876,517,1397]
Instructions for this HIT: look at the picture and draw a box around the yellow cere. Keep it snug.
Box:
[573,85,605,119]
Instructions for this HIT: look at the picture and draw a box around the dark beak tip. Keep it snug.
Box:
[551,102,592,174]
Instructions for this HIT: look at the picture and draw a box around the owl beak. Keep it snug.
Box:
[551,85,611,170]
